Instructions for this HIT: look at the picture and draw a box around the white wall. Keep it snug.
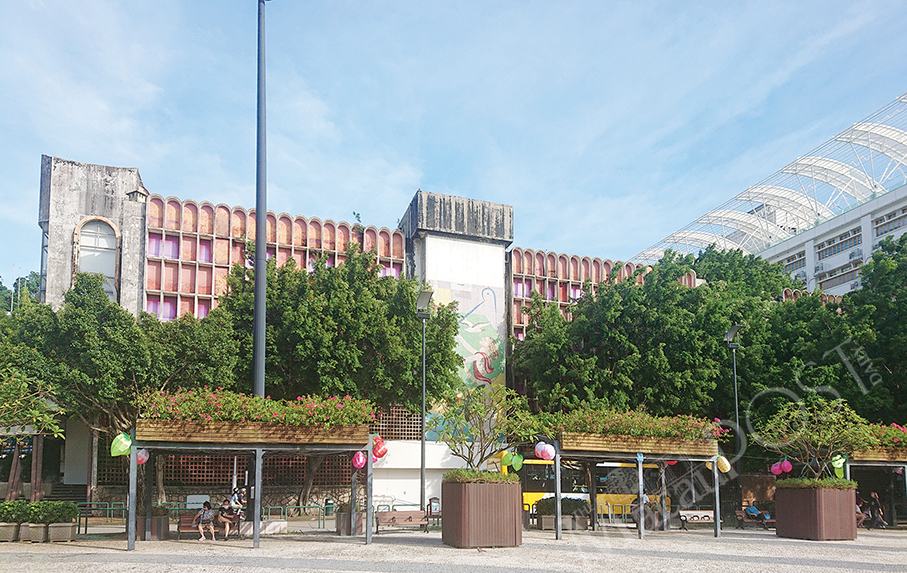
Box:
[424,234,505,288]
[372,440,466,506]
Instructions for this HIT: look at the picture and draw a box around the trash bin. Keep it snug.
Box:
[324,499,334,517]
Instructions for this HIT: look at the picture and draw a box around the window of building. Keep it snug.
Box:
[148,233,163,257]
[163,235,180,259]
[199,239,212,263]
[78,219,118,301]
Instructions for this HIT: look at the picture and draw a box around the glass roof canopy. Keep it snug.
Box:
[634,93,907,264]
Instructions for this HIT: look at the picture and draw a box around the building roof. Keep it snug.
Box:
[635,92,907,264]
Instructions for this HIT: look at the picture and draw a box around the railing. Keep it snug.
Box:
[76,502,116,534]
[265,504,325,528]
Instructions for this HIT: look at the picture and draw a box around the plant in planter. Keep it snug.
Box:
[428,384,535,548]
[751,396,875,540]
[535,497,591,530]
[24,501,53,543]
[0,501,29,542]
[136,505,171,541]
[46,502,78,542]
[334,501,365,536]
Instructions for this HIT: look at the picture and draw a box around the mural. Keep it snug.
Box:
[432,282,506,388]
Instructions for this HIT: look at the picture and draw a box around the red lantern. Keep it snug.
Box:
[352,451,366,469]
[666,460,678,466]
[780,459,792,473]
[137,449,149,465]
[373,441,388,459]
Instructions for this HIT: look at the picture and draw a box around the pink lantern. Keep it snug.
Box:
[535,442,546,458]
[780,459,792,473]
[137,449,149,465]
[770,462,782,475]
[540,444,556,461]
[352,451,366,469]
[373,441,388,459]
[372,454,378,464]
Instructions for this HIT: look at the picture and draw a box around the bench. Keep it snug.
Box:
[375,510,428,533]
[735,509,775,530]
[177,512,242,540]
[677,510,719,531]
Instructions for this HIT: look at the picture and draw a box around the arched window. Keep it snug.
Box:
[77,219,118,300]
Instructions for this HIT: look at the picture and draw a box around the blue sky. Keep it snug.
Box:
[2,1,907,288]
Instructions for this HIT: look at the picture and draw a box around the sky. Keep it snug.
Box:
[3,1,907,287]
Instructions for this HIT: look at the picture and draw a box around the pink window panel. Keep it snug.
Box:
[163,236,179,259]
[146,297,160,317]
[515,331,525,341]
[559,284,568,302]
[182,238,197,261]
[146,260,162,290]
[513,279,524,298]
[181,266,196,293]
[293,251,304,269]
[571,286,582,299]
[231,242,244,265]
[392,263,402,278]
[163,262,179,291]
[547,283,555,301]
[392,233,404,259]
[179,297,194,317]
[148,233,163,257]
[277,248,290,267]
[162,297,178,321]
[266,247,276,260]
[148,198,164,228]
[197,299,210,318]
[199,239,212,263]
[197,266,213,295]
[214,267,229,297]
[214,238,230,265]
[513,301,522,325]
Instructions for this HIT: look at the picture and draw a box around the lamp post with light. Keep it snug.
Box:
[416,289,433,515]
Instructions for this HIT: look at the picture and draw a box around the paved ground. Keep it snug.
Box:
[0,526,905,573]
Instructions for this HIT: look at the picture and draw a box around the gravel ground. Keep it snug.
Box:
[0,527,904,573]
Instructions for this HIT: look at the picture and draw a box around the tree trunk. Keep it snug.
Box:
[155,455,167,504]
[298,455,324,512]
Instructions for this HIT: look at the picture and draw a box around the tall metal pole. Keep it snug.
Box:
[732,345,741,511]
[252,0,268,398]
[420,316,427,513]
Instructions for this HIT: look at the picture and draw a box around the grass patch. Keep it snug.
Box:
[775,477,857,490]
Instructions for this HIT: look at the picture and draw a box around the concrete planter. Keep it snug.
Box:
[136,516,171,540]
[441,482,522,548]
[538,515,589,530]
[336,512,365,535]
[0,523,20,542]
[23,523,48,543]
[47,523,77,542]
[775,487,856,541]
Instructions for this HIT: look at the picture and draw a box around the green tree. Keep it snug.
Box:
[218,244,462,410]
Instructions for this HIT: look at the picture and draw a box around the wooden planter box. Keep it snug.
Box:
[560,432,718,456]
[335,512,364,535]
[441,482,521,548]
[136,420,369,445]
[136,516,171,540]
[775,487,856,541]
[851,448,907,462]
[0,523,20,542]
[23,523,48,543]
[47,523,77,542]
[538,515,589,530]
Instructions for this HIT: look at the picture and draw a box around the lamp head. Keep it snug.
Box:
[724,323,743,343]
[416,289,433,319]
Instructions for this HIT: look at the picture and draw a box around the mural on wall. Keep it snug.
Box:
[432,282,506,388]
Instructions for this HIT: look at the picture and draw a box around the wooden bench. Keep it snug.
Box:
[375,510,428,533]
[677,509,719,530]
[177,512,242,540]
[735,509,775,530]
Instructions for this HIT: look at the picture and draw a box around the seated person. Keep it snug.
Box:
[744,501,770,521]
[192,501,218,541]
[231,487,246,509]
[856,503,869,528]
[218,498,240,538]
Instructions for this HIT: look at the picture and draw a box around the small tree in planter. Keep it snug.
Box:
[751,396,875,540]
[0,501,29,542]
[46,502,78,542]
[428,384,535,548]
[24,501,53,543]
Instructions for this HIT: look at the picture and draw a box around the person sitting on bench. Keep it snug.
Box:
[193,501,218,541]
[218,499,240,539]
[744,501,770,522]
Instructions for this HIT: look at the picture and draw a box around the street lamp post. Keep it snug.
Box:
[416,289,433,515]
[724,323,744,512]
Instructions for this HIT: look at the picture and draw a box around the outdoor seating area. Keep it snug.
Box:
[735,510,775,530]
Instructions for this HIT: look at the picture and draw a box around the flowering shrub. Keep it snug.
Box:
[868,422,907,448]
[549,408,728,440]
[135,388,375,429]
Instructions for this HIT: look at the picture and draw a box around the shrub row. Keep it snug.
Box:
[0,500,78,524]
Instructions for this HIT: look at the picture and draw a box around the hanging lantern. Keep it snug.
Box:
[502,452,513,467]
[372,454,378,464]
[373,440,388,459]
[540,444,556,461]
[511,453,524,471]
[780,459,792,473]
[705,461,713,470]
[770,462,782,475]
[716,456,730,473]
[534,442,546,458]
[136,449,149,465]
[352,451,366,469]
[666,461,678,466]
[110,433,132,457]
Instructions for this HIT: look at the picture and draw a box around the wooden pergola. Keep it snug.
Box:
[549,433,722,539]
[126,424,375,551]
